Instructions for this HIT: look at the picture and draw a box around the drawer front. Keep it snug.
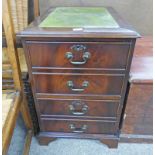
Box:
[38,99,119,119]
[27,41,130,69]
[40,118,117,134]
[33,74,124,95]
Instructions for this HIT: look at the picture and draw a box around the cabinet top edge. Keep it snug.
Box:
[17,7,140,39]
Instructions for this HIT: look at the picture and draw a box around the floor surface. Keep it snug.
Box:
[8,116,153,155]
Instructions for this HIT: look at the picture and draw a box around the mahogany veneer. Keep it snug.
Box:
[38,99,119,119]
[18,7,139,148]
[26,41,130,69]
[33,74,124,95]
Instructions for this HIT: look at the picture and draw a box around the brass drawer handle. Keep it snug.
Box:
[69,101,88,115]
[65,45,91,65]
[69,124,88,133]
[67,81,89,92]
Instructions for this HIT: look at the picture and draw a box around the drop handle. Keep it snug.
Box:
[69,124,88,133]
[65,45,91,65]
[67,81,89,92]
[66,51,91,65]
[69,103,88,115]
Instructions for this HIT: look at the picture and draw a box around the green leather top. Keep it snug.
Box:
[39,7,119,28]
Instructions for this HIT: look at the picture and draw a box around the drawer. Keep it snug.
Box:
[38,99,120,119]
[40,118,118,134]
[33,74,124,95]
[27,41,130,69]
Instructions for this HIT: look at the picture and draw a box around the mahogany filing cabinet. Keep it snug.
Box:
[18,7,140,148]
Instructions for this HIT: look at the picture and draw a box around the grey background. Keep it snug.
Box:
[39,0,153,36]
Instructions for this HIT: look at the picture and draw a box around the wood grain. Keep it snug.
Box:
[34,0,40,18]
[121,36,153,143]
[3,0,32,130]
[38,99,120,119]
[33,74,124,95]
[37,132,119,148]
[27,41,130,69]
[17,7,140,38]
[20,6,138,148]
[130,36,153,83]
[23,130,33,155]
[122,84,153,135]
[40,118,118,134]
[3,0,22,90]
